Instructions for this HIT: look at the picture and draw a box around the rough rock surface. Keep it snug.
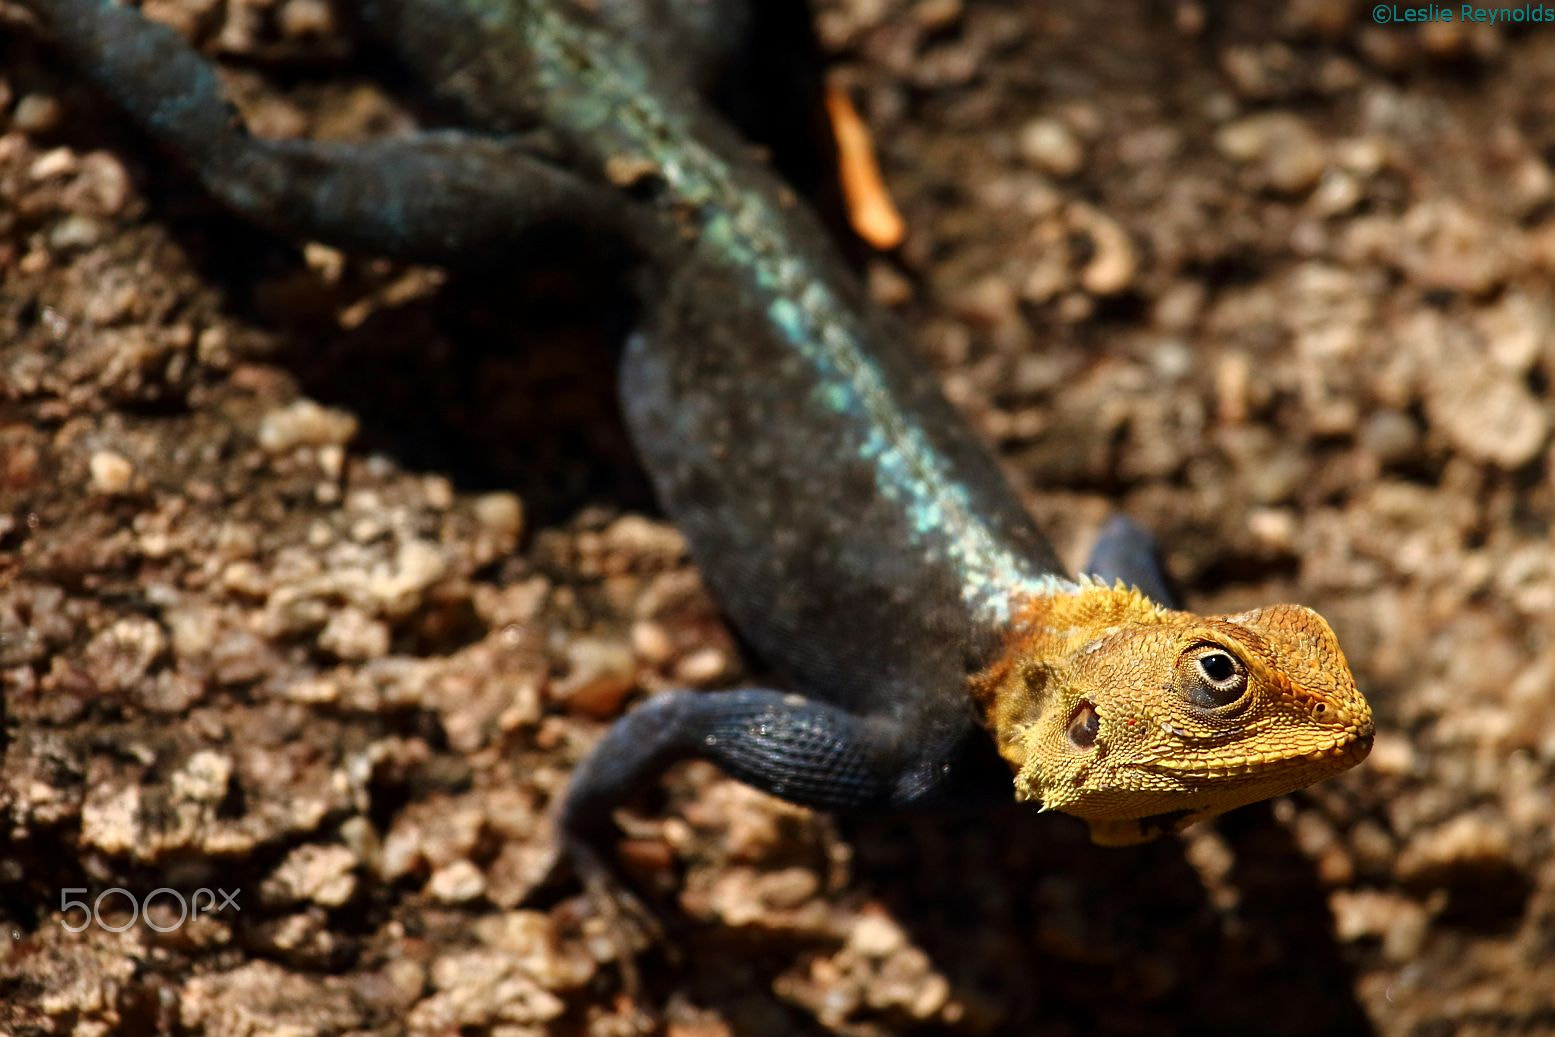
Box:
[3,2,1554,1034]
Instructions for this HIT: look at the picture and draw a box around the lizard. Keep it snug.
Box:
[20,0,1374,906]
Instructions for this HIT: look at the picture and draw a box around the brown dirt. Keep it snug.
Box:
[3,1,1554,1034]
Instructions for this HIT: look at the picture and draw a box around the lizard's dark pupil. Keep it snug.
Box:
[1067,701,1100,749]
[1200,652,1235,684]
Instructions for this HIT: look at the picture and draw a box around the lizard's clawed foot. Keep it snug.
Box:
[547,829,682,1020]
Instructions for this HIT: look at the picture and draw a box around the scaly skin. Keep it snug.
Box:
[974,583,1373,845]
[22,0,1375,886]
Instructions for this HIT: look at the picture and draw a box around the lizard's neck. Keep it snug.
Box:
[970,582,1179,769]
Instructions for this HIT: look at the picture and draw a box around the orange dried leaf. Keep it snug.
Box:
[826,83,906,250]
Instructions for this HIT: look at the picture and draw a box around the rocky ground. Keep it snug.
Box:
[3,1,1555,1034]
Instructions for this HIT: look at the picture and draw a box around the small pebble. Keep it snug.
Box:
[1329,889,1429,962]
[172,751,235,805]
[1310,168,1362,216]
[675,646,730,686]
[867,260,913,307]
[913,0,963,31]
[555,635,637,719]
[48,214,104,251]
[12,94,62,135]
[1247,508,1296,551]
[1216,112,1327,194]
[258,399,359,453]
[29,146,76,180]
[278,0,334,37]
[427,860,487,904]
[1359,410,1419,465]
[89,450,134,495]
[263,844,358,907]
[1147,339,1194,381]
[1286,0,1357,37]
[1428,361,1548,469]
[473,492,524,539]
[1153,280,1206,331]
[1071,204,1137,296]
[630,620,674,666]
[1018,117,1084,177]
[1216,351,1251,424]
[317,607,390,661]
[848,913,908,958]
[1220,43,1300,101]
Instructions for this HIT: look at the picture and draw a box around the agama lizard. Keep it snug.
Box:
[21,0,1374,897]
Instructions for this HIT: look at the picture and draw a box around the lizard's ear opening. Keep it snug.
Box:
[1065,699,1100,750]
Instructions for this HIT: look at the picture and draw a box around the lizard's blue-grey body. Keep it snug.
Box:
[25,0,1174,862]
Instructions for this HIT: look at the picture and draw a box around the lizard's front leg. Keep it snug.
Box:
[555,686,948,995]
[560,688,933,849]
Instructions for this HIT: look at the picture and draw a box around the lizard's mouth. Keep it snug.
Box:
[1131,730,1374,782]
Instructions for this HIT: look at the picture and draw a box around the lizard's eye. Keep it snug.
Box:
[1066,700,1100,749]
[1184,645,1248,709]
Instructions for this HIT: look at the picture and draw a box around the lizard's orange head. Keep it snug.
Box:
[975,586,1373,845]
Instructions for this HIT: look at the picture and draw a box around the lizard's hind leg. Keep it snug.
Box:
[21,0,632,264]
